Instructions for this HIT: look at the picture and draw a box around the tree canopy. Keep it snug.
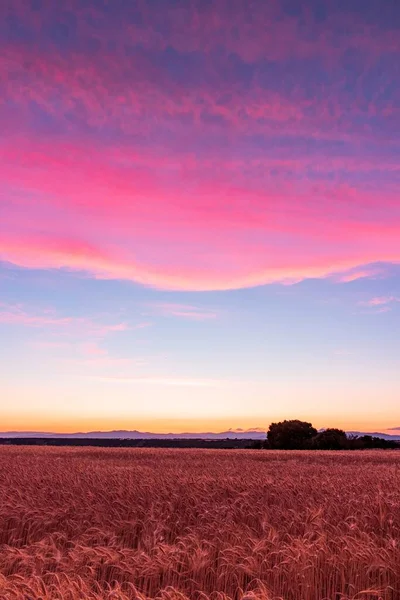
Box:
[312,428,347,450]
[267,420,317,449]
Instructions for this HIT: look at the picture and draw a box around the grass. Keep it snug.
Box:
[0,447,399,599]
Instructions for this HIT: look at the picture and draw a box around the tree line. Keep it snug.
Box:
[252,420,399,450]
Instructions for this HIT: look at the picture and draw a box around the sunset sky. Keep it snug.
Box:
[1,0,399,433]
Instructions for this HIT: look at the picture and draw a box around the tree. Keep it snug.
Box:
[267,420,318,449]
[312,428,347,450]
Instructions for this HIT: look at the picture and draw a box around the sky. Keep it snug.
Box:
[0,0,399,434]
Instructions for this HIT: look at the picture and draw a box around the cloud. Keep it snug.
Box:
[332,266,385,283]
[3,0,398,66]
[20,315,150,375]
[149,303,218,320]
[2,36,398,145]
[1,137,399,291]
[358,297,400,313]
[360,296,398,307]
[28,337,148,373]
[0,305,75,328]
[29,340,73,351]
[0,303,132,336]
[1,0,399,292]
[77,357,148,371]
[2,0,398,147]
[90,376,225,387]
[228,427,266,433]
[80,342,108,357]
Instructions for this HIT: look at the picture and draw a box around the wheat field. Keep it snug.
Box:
[1,447,400,600]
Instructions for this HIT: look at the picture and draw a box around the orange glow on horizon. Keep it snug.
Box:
[1,414,397,435]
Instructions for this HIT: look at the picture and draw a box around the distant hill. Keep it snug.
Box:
[1,429,399,441]
[346,431,400,441]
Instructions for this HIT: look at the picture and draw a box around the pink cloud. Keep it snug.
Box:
[0,2,399,292]
[356,296,400,314]
[29,340,73,351]
[1,21,397,144]
[78,357,148,371]
[364,297,396,306]
[15,309,151,375]
[0,303,130,336]
[333,267,384,283]
[0,305,77,328]
[80,342,108,357]
[27,336,148,372]
[359,297,399,308]
[1,210,400,292]
[1,137,399,291]
[3,0,398,66]
[4,50,295,129]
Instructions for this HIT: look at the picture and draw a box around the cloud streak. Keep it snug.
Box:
[0,303,134,336]
[149,303,218,320]
[360,296,399,307]
[90,376,228,388]
[358,296,400,313]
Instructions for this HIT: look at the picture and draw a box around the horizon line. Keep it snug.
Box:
[1,427,400,438]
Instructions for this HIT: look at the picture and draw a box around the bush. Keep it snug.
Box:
[348,435,398,450]
[312,428,348,450]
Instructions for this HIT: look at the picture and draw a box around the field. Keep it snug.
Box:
[1,448,400,600]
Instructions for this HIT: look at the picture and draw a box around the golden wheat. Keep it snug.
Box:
[0,448,399,600]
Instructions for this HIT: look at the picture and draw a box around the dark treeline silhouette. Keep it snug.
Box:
[0,437,255,449]
[0,421,398,450]
[251,420,399,450]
